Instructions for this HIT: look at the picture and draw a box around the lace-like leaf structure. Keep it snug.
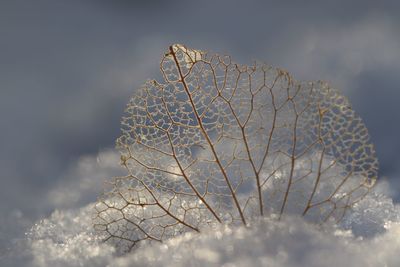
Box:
[94,44,378,251]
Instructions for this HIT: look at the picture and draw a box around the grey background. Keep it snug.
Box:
[1,0,399,253]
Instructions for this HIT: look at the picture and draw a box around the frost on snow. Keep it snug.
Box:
[22,185,400,267]
[26,204,115,267]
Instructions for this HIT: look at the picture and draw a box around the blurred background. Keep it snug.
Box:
[1,0,399,251]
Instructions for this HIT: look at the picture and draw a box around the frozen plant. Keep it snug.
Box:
[94,44,378,252]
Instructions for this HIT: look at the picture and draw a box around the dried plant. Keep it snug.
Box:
[94,44,378,251]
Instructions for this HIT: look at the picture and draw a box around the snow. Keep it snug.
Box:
[1,149,398,267]
[3,181,398,267]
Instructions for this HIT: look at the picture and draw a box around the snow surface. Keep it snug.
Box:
[1,181,399,267]
[1,150,399,267]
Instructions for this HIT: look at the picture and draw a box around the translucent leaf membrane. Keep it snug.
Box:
[94,44,378,252]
